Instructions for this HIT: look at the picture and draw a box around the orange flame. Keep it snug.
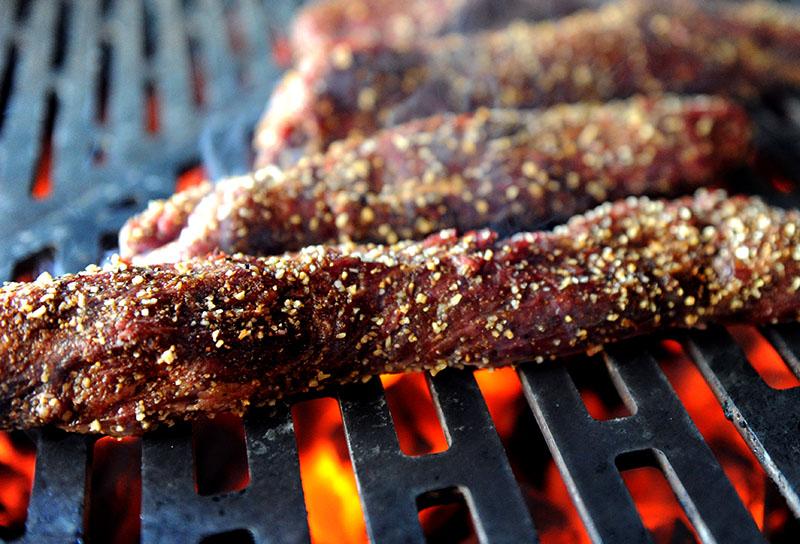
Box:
[31,138,52,200]
[292,397,367,544]
[728,325,800,390]
[620,466,699,542]
[0,432,35,534]
[381,372,448,455]
[175,166,207,193]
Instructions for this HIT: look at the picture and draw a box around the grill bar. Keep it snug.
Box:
[140,405,309,543]
[686,326,800,518]
[0,0,288,279]
[22,432,90,543]
[107,0,147,156]
[150,0,195,142]
[0,0,59,206]
[520,340,765,543]
[192,0,239,109]
[339,371,538,544]
[238,0,288,90]
[54,0,102,200]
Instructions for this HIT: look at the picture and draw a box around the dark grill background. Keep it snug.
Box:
[0,0,799,542]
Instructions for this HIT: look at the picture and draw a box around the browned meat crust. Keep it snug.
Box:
[254,0,800,167]
[289,0,460,61]
[121,95,751,263]
[290,0,600,61]
[121,182,212,259]
[3,190,800,435]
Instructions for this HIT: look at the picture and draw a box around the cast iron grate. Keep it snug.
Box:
[0,0,295,280]
[2,0,800,543]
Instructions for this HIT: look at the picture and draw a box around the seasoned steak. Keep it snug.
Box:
[2,190,799,435]
[122,95,751,263]
[289,0,601,61]
[254,0,799,166]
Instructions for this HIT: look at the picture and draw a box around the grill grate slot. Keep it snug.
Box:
[339,370,537,544]
[520,341,766,543]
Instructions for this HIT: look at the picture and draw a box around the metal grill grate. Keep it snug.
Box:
[2,1,800,543]
[0,0,296,280]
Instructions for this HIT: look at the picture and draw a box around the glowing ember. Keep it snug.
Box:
[381,373,448,455]
[474,367,523,438]
[620,466,699,542]
[272,36,294,68]
[0,432,35,537]
[728,325,800,390]
[145,88,160,134]
[292,397,367,544]
[175,166,207,193]
[773,176,795,194]
[31,138,52,200]
[88,437,141,544]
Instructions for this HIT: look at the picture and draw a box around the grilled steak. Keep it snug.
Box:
[2,190,799,435]
[121,95,751,263]
[290,0,601,61]
[254,0,800,167]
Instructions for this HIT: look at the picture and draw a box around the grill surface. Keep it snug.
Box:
[0,0,295,279]
[2,1,800,543]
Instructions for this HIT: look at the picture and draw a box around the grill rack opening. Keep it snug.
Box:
[1,0,800,543]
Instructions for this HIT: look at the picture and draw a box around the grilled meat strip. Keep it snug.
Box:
[3,190,800,435]
[290,0,601,61]
[254,0,800,167]
[121,95,751,263]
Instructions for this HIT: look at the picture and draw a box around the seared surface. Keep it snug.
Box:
[3,190,800,435]
[290,0,599,61]
[254,0,800,166]
[122,95,751,263]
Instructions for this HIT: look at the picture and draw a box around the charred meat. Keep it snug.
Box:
[289,0,601,61]
[122,95,751,263]
[254,0,800,166]
[2,190,800,435]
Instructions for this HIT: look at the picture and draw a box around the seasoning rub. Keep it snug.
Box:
[253,0,800,166]
[3,190,800,435]
[121,95,750,263]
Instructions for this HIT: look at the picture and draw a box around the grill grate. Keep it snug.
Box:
[688,326,800,517]
[140,407,308,543]
[2,0,800,543]
[0,0,295,280]
[339,369,537,543]
[521,340,764,543]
